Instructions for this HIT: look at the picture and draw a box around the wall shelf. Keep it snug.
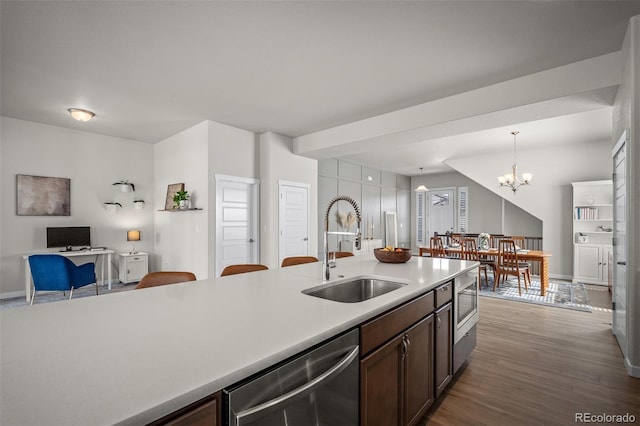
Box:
[158,208,203,212]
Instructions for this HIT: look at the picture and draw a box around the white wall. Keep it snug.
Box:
[207,121,257,277]
[258,132,318,269]
[154,122,209,280]
[409,171,542,250]
[1,117,155,297]
[446,140,612,279]
[612,14,639,377]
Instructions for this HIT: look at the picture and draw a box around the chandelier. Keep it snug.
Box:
[498,131,532,193]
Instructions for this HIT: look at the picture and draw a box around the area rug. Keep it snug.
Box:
[0,282,135,310]
[479,276,593,312]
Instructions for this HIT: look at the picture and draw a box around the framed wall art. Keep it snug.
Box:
[165,183,185,210]
[16,174,71,216]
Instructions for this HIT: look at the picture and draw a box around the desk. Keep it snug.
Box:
[419,247,552,296]
[23,249,114,302]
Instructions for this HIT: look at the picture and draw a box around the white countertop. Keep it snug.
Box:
[0,255,477,425]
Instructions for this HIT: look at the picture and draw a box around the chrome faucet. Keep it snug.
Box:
[324,195,362,280]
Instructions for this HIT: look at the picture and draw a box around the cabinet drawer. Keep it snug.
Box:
[435,281,452,308]
[361,291,434,356]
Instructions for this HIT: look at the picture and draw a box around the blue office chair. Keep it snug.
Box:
[28,254,97,305]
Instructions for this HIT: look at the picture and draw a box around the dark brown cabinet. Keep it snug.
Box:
[403,315,435,426]
[148,392,220,426]
[434,302,453,397]
[361,332,404,426]
[360,315,434,426]
[360,290,436,426]
[360,281,454,426]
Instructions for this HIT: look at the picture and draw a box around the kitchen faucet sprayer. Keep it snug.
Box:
[323,195,362,280]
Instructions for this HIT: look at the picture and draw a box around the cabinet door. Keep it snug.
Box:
[361,334,404,426]
[126,257,147,282]
[574,244,601,282]
[150,392,220,426]
[404,315,434,426]
[434,303,453,398]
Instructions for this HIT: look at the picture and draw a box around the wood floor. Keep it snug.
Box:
[420,289,640,425]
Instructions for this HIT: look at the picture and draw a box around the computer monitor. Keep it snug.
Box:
[46,226,91,251]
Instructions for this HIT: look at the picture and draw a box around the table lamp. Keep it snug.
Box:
[127,230,140,254]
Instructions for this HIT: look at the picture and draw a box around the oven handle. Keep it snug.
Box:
[235,345,359,425]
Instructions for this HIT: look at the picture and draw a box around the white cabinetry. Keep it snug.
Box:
[572,181,613,285]
[119,252,149,284]
[574,244,612,284]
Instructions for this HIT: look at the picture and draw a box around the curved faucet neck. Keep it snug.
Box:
[323,195,362,280]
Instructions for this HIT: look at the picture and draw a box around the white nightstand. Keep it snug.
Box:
[119,252,149,284]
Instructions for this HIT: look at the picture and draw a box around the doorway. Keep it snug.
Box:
[612,130,628,353]
[278,181,310,266]
[215,175,260,277]
[428,187,456,236]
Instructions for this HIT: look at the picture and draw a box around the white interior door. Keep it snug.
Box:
[428,187,455,236]
[612,132,627,351]
[279,181,310,266]
[215,175,259,276]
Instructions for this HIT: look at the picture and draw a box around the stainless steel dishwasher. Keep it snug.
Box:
[224,329,359,426]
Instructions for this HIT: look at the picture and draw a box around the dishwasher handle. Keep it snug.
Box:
[235,345,359,425]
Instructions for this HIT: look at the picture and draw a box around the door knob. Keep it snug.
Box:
[249,239,255,243]
[617,261,626,265]
[303,237,308,241]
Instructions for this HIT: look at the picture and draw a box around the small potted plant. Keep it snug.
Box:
[173,190,189,209]
[133,199,145,210]
[104,202,122,213]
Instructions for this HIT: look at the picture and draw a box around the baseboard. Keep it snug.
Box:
[550,274,573,281]
[0,290,25,300]
[625,357,640,378]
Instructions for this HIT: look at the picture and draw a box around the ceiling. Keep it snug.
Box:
[2,1,639,176]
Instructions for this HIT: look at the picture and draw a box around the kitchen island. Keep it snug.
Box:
[0,254,478,425]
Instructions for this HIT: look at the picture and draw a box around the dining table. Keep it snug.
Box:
[419,246,553,296]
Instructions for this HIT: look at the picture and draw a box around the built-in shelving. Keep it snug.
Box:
[572,180,612,285]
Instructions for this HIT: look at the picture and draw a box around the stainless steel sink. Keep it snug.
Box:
[302,277,406,303]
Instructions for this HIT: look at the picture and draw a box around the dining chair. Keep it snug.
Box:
[28,254,97,305]
[461,238,493,288]
[329,251,355,259]
[448,233,463,246]
[510,236,526,249]
[134,271,197,289]
[221,264,269,276]
[281,256,319,267]
[495,239,530,295]
[429,237,447,258]
[508,235,533,271]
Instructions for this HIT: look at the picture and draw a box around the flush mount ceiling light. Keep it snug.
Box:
[414,167,429,192]
[67,108,95,122]
[498,131,532,194]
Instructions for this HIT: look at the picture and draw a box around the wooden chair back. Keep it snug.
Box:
[498,239,520,269]
[449,233,463,246]
[135,271,196,289]
[281,256,319,267]
[461,238,480,261]
[429,237,446,258]
[329,251,355,259]
[220,264,269,276]
[510,236,526,249]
